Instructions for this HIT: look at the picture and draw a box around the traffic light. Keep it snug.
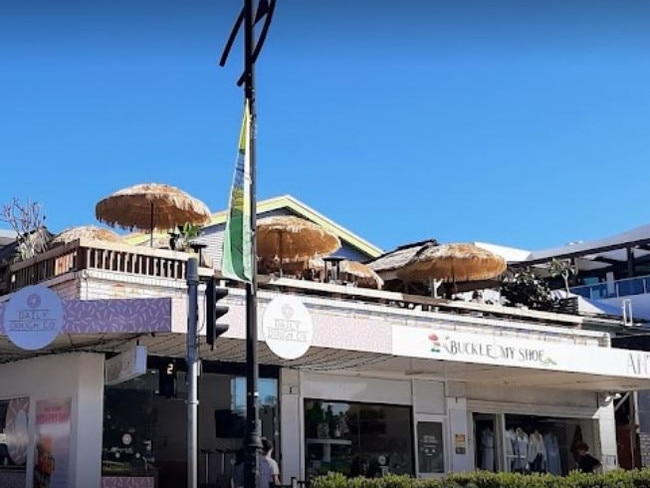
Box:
[158,360,177,398]
[205,278,230,349]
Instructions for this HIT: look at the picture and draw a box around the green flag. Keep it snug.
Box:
[221,101,253,283]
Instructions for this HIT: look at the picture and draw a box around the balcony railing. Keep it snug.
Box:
[3,238,214,292]
[0,237,624,330]
[571,274,650,301]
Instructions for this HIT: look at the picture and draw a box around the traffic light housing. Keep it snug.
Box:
[205,278,230,349]
[158,360,177,398]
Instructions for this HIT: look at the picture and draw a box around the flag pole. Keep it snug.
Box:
[243,0,262,487]
[219,1,276,486]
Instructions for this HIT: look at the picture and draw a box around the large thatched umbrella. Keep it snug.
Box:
[95,183,212,246]
[256,216,341,275]
[398,242,507,283]
[51,225,123,245]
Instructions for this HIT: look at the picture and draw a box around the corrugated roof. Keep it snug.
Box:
[0,229,15,247]
[367,239,437,273]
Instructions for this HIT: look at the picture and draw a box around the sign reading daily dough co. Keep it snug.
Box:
[262,295,313,360]
[3,285,64,350]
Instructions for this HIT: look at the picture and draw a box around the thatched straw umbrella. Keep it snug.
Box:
[339,260,384,289]
[398,242,507,284]
[265,256,383,288]
[256,215,341,275]
[95,183,212,247]
[51,225,123,245]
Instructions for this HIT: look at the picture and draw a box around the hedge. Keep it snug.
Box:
[310,470,650,488]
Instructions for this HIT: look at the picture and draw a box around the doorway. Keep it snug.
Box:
[414,414,446,478]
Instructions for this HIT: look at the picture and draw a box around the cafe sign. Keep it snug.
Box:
[3,285,64,350]
[262,295,313,360]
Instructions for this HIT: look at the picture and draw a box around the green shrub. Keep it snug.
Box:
[311,470,650,488]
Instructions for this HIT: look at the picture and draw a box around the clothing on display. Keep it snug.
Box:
[504,424,564,474]
[527,430,546,472]
[475,413,589,476]
[544,432,562,475]
[508,428,529,472]
[480,428,495,471]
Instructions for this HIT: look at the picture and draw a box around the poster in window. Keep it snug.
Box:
[417,421,444,474]
[34,398,71,488]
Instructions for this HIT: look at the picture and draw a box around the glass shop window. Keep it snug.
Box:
[304,400,413,478]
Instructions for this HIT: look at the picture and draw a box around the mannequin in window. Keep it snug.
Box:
[480,427,495,471]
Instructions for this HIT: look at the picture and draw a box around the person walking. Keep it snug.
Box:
[260,437,280,488]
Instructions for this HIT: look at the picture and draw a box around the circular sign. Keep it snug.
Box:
[5,397,29,465]
[4,285,64,350]
[262,295,313,360]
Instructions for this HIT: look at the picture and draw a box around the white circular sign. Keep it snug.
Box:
[262,295,313,360]
[4,285,64,350]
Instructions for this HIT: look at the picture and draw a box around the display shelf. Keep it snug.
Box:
[306,438,352,445]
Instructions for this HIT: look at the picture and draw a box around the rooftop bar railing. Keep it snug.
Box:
[0,238,623,329]
[5,238,214,291]
[571,275,650,301]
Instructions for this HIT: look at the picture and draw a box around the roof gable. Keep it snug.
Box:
[124,194,383,258]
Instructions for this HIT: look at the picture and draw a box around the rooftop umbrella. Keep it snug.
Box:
[397,242,507,284]
[339,259,384,289]
[256,215,341,276]
[51,225,123,245]
[95,183,212,246]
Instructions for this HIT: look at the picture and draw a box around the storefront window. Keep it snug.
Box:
[0,397,30,488]
[473,412,596,476]
[304,400,413,478]
[103,366,279,488]
[230,377,279,443]
[102,371,158,479]
[504,414,595,475]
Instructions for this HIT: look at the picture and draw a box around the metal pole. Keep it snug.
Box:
[244,0,262,486]
[186,257,200,488]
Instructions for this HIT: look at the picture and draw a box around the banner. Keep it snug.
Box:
[221,101,253,283]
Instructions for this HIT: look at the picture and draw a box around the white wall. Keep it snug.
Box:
[280,369,301,484]
[0,352,104,488]
[466,383,597,411]
[596,402,618,471]
[300,373,412,405]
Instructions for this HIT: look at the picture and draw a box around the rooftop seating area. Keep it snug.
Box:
[0,237,626,332]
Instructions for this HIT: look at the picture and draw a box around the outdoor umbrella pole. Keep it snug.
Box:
[278,231,283,277]
[150,201,154,248]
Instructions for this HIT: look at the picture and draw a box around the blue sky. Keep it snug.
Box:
[2,0,650,252]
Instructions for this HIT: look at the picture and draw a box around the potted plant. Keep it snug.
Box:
[170,222,202,252]
[500,267,556,311]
